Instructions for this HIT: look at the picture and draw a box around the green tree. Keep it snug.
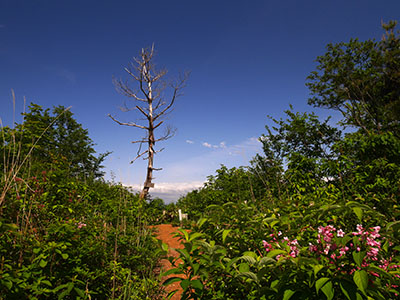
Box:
[178,165,263,217]
[307,21,400,134]
[51,106,109,177]
[252,108,341,202]
[1,103,108,179]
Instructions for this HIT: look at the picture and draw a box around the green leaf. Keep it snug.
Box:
[196,217,207,229]
[163,277,182,286]
[42,280,52,287]
[282,289,295,300]
[161,242,169,252]
[180,279,190,291]
[53,283,68,293]
[176,248,190,262]
[240,255,257,265]
[242,251,257,258]
[340,280,358,300]
[237,271,258,283]
[190,279,203,290]
[61,253,68,259]
[226,257,240,271]
[386,220,400,231]
[74,287,85,297]
[382,240,389,253]
[315,277,330,294]
[313,264,324,276]
[352,251,365,268]
[188,232,203,242]
[366,265,391,279]
[267,249,286,258]
[258,256,275,267]
[192,263,200,275]
[321,280,334,300]
[222,229,231,243]
[239,262,250,273]
[176,228,189,242]
[39,260,48,268]
[2,280,12,290]
[58,282,74,299]
[353,270,368,296]
[352,207,363,221]
[270,279,279,292]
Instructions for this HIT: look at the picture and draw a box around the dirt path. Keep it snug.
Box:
[153,224,186,300]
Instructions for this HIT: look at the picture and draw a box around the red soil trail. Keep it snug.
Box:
[153,224,187,300]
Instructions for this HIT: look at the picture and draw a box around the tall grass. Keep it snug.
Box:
[0,90,71,208]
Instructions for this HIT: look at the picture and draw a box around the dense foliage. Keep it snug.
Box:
[171,22,400,299]
[0,104,166,299]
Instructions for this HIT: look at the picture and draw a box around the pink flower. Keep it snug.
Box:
[324,244,331,255]
[77,222,86,229]
[263,240,272,252]
[339,246,349,256]
[367,247,379,260]
[337,229,345,237]
[366,237,380,247]
[370,226,381,239]
[309,243,318,252]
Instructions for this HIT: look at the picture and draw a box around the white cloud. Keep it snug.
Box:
[124,181,204,203]
[202,141,227,149]
[186,139,194,144]
[117,137,262,203]
[159,137,262,182]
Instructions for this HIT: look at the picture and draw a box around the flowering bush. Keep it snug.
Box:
[262,224,400,299]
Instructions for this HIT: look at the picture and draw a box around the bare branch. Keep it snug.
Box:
[135,105,149,118]
[108,114,148,130]
[130,149,149,164]
[152,69,168,82]
[154,120,164,130]
[155,148,165,154]
[113,77,147,102]
[131,139,147,144]
[153,71,190,121]
[155,126,176,142]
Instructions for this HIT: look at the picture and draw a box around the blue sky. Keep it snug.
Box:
[1,0,399,202]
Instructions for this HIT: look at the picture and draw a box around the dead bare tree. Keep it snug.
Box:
[109,45,188,200]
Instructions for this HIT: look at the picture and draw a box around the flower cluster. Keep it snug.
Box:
[262,231,299,259]
[264,224,400,277]
[308,224,384,264]
[263,224,400,298]
[309,224,351,259]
